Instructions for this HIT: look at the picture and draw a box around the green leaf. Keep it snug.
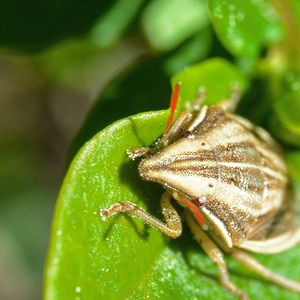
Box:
[286,151,300,214]
[208,0,283,57]
[269,116,300,148]
[90,0,143,48]
[45,111,167,299]
[171,58,248,104]
[141,0,209,52]
[45,110,300,300]
[287,151,300,182]
[273,71,300,144]
[291,0,300,31]
[164,26,213,75]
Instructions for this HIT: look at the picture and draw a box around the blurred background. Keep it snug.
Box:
[0,1,300,299]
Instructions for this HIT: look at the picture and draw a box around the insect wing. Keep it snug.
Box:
[239,186,300,253]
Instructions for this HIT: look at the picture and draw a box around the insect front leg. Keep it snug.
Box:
[127,147,151,160]
[186,212,248,300]
[129,112,194,159]
[231,249,300,293]
[100,192,182,238]
[161,111,193,146]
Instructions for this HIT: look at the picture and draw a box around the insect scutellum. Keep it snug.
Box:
[100,83,300,300]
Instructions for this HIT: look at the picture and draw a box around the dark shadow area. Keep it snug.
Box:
[69,55,170,160]
[167,221,219,282]
[237,77,272,127]
[118,158,165,217]
[101,148,165,240]
[0,0,113,51]
[208,30,234,62]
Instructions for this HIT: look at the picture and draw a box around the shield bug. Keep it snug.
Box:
[100,83,300,299]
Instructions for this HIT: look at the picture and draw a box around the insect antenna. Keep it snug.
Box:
[163,82,181,135]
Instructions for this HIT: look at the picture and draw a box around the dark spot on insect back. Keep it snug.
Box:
[201,142,206,146]
[208,183,214,188]
[264,181,272,190]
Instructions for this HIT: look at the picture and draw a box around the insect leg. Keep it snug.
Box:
[128,112,193,159]
[161,112,193,146]
[161,87,207,146]
[127,147,151,160]
[218,85,241,112]
[187,105,208,132]
[128,87,205,156]
[100,192,182,238]
[185,88,206,113]
[231,249,300,293]
[186,212,248,300]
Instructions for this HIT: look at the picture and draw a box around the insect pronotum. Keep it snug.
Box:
[100,83,300,299]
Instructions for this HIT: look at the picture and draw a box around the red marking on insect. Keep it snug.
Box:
[179,197,205,225]
[164,82,181,134]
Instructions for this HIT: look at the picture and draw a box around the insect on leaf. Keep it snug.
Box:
[45,107,300,299]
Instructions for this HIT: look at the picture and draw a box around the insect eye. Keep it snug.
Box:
[182,131,195,139]
[192,196,206,207]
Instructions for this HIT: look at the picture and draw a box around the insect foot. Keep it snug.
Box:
[99,202,136,221]
[127,147,150,160]
[100,193,182,238]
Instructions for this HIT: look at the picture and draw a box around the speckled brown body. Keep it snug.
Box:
[139,105,290,251]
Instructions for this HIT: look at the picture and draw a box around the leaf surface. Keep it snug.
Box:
[208,0,283,57]
[171,58,248,105]
[142,0,209,52]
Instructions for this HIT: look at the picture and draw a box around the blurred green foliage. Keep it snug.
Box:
[90,0,144,48]
[209,0,283,58]
[171,58,248,104]
[0,0,300,299]
[142,0,209,51]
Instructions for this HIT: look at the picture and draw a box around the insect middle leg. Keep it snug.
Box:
[99,192,182,238]
[231,249,300,293]
[186,211,248,300]
[218,85,241,112]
